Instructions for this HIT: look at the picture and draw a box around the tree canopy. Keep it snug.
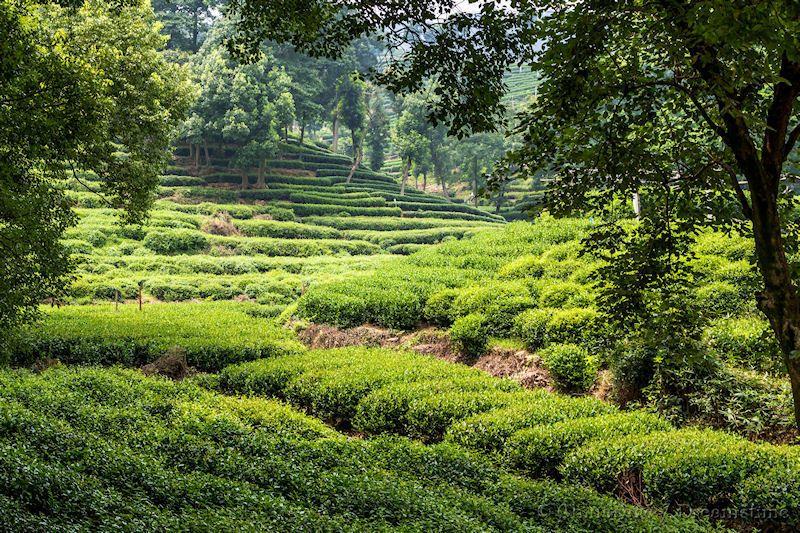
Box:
[0,0,192,334]
[224,0,800,426]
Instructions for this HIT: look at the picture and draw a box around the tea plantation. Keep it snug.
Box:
[5,140,798,531]
[58,140,503,307]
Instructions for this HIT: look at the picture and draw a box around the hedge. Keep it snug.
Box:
[13,303,304,371]
[233,219,341,240]
[0,366,705,532]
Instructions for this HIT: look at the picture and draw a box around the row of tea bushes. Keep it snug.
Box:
[0,366,706,532]
[13,303,304,371]
[297,218,785,377]
[220,347,800,528]
[303,215,501,231]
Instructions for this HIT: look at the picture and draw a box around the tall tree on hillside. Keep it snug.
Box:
[429,122,453,200]
[456,132,507,206]
[152,0,218,52]
[278,50,325,144]
[0,0,191,336]
[366,88,390,172]
[274,89,295,141]
[227,0,800,427]
[190,21,293,188]
[337,73,368,182]
[393,118,429,195]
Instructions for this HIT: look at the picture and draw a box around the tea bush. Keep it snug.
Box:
[143,228,208,254]
[560,428,795,516]
[514,307,603,350]
[538,343,597,393]
[704,316,784,374]
[450,313,489,357]
[504,412,671,477]
[14,303,304,371]
[2,366,691,531]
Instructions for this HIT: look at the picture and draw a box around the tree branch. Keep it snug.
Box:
[785,121,800,160]
[763,53,800,176]
[721,161,753,220]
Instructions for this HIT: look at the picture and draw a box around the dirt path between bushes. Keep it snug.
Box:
[296,323,553,390]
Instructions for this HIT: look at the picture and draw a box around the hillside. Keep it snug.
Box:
[59,139,504,307]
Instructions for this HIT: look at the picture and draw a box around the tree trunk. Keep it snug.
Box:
[422,172,427,191]
[346,143,362,184]
[471,157,479,207]
[300,124,305,144]
[331,116,339,152]
[256,159,266,189]
[415,172,419,190]
[188,143,194,163]
[439,174,449,200]
[240,169,249,190]
[194,143,200,171]
[192,8,199,51]
[632,192,641,218]
[400,157,410,196]
[495,182,506,214]
[203,139,211,168]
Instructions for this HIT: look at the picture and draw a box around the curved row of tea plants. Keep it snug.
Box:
[0,366,706,532]
[221,347,800,529]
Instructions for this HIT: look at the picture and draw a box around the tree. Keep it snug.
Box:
[274,89,295,141]
[337,73,367,182]
[392,95,432,194]
[152,0,217,52]
[0,0,191,336]
[227,0,800,427]
[277,49,325,143]
[366,88,390,171]
[455,132,507,206]
[188,19,293,188]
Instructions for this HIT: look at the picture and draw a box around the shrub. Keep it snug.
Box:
[444,393,617,453]
[513,308,550,350]
[143,229,208,254]
[14,303,304,371]
[504,412,671,477]
[536,281,594,308]
[497,255,544,279]
[235,219,340,239]
[450,313,489,357]
[704,316,784,374]
[423,288,459,326]
[514,308,603,351]
[560,428,785,512]
[538,343,597,393]
[733,457,800,528]
[695,281,747,317]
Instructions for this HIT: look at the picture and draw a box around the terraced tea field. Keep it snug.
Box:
[59,139,504,308]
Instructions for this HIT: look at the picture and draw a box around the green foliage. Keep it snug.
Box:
[450,313,488,357]
[536,281,593,308]
[0,0,191,332]
[695,281,749,318]
[504,412,671,477]
[143,228,208,254]
[538,343,597,394]
[0,365,707,532]
[704,317,784,375]
[514,308,602,351]
[561,428,795,516]
[423,288,459,326]
[14,303,304,371]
